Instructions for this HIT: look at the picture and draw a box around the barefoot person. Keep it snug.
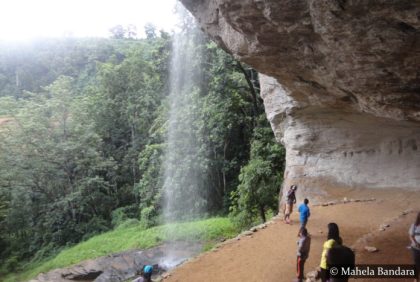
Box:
[284,185,297,224]
[298,198,310,228]
[409,212,420,282]
[320,223,343,282]
[296,227,311,282]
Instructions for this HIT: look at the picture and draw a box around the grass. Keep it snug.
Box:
[4,217,238,282]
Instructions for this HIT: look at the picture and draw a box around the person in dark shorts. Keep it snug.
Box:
[298,198,311,228]
[409,212,420,282]
[284,185,297,224]
[296,227,311,282]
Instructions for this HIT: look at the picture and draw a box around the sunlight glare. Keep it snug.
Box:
[0,0,177,40]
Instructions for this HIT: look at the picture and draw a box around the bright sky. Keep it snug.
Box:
[0,0,178,40]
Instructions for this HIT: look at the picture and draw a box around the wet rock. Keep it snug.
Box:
[62,269,103,280]
[31,242,202,282]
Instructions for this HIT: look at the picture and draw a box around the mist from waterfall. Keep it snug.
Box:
[159,4,208,269]
[163,5,207,227]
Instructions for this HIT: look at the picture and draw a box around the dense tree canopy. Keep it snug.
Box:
[0,27,285,275]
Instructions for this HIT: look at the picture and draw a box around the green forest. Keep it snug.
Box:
[0,26,285,276]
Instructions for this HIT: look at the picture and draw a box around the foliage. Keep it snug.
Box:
[0,76,117,268]
[109,24,138,39]
[137,144,164,227]
[0,27,285,277]
[230,117,286,228]
[0,38,137,99]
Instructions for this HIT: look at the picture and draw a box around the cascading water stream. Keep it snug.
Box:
[160,4,207,269]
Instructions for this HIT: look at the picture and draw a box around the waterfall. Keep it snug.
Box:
[160,4,207,268]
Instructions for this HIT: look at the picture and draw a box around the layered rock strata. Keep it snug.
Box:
[180,0,420,197]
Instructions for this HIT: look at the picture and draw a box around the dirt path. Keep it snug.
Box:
[164,189,419,282]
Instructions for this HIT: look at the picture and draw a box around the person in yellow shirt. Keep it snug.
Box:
[320,223,342,282]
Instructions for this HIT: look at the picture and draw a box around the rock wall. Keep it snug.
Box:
[261,75,420,199]
[180,0,420,197]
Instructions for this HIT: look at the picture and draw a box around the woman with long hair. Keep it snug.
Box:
[409,212,420,282]
[319,223,343,282]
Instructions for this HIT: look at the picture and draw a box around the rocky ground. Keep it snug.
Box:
[164,188,419,282]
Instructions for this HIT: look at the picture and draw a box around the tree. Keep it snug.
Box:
[144,23,156,39]
[230,117,285,227]
[109,24,138,39]
[109,25,126,39]
[89,33,170,214]
[136,144,164,226]
[0,76,117,263]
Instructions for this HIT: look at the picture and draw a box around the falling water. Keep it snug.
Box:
[160,4,207,268]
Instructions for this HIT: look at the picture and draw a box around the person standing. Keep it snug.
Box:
[284,185,297,224]
[296,227,311,282]
[327,244,355,282]
[409,212,420,282]
[319,223,343,282]
[298,198,311,228]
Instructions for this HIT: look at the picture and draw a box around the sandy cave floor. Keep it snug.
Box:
[164,188,420,282]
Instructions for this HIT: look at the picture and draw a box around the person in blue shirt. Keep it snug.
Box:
[132,265,153,282]
[298,198,310,228]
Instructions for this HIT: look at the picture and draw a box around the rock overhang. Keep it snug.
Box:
[180,0,420,195]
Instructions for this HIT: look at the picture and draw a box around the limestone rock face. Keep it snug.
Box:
[180,0,420,196]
